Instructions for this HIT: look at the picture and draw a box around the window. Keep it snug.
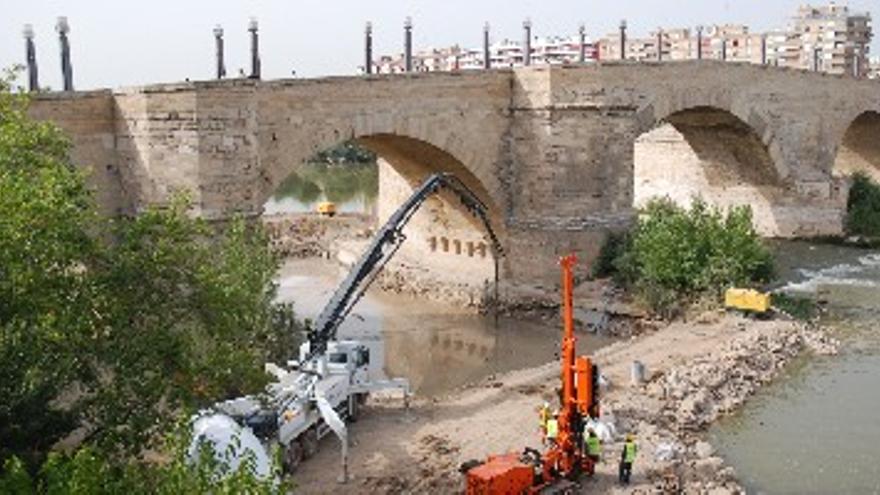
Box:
[329,352,348,364]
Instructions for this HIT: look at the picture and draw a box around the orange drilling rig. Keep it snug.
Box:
[460,254,600,495]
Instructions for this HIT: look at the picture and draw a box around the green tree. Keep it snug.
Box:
[0,67,97,465]
[845,172,880,237]
[606,198,773,316]
[0,68,302,470]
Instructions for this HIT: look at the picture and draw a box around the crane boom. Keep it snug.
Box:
[304,172,504,362]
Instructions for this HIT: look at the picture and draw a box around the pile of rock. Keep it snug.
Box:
[617,322,838,493]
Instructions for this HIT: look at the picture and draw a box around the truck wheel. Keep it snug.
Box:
[283,440,304,473]
[302,428,319,459]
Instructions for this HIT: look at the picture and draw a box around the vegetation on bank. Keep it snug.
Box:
[0,69,294,491]
[273,161,378,206]
[309,140,376,165]
[845,172,880,239]
[595,198,774,316]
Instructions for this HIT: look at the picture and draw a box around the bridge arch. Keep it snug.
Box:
[832,110,880,182]
[633,105,788,235]
[261,127,506,305]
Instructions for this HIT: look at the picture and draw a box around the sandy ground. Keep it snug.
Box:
[291,313,836,494]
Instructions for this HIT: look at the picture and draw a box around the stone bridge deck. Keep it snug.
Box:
[29,62,880,290]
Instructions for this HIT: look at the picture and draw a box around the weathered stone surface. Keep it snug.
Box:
[29,62,880,290]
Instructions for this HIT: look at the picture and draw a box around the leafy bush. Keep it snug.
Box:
[0,424,287,494]
[0,68,303,469]
[771,292,817,321]
[604,198,774,316]
[845,172,880,237]
[310,140,376,165]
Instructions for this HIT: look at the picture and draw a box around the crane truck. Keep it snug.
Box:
[460,254,600,495]
[189,173,503,480]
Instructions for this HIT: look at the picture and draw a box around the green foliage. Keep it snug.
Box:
[0,424,287,495]
[0,67,95,465]
[273,162,378,205]
[309,140,376,165]
[605,198,774,316]
[845,172,880,237]
[0,68,303,470]
[771,292,816,321]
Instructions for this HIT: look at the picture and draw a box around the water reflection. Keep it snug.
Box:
[265,163,378,215]
[275,258,615,397]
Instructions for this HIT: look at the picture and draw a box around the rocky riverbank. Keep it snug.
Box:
[292,313,837,494]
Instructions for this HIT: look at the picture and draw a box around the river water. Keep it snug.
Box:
[274,258,615,398]
[710,241,880,494]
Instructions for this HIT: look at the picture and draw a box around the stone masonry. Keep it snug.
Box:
[28,61,880,292]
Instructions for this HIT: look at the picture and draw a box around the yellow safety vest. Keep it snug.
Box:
[539,407,550,427]
[546,419,559,439]
[587,436,602,456]
[624,441,638,463]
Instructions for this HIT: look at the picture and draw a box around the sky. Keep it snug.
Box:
[1,0,877,90]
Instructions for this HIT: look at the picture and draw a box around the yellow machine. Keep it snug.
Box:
[316,201,337,217]
[724,288,771,314]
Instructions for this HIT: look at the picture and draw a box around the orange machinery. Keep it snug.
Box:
[461,254,600,495]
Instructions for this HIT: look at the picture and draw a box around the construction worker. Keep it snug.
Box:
[545,412,559,446]
[538,401,551,436]
[618,433,638,484]
[585,427,602,476]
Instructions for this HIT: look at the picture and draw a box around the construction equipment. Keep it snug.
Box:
[724,287,771,314]
[190,173,503,481]
[461,255,600,495]
[316,201,337,217]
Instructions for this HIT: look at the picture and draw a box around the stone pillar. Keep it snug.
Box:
[365,22,373,74]
[213,25,226,79]
[56,17,73,92]
[248,18,261,79]
[579,24,586,63]
[523,19,532,66]
[404,17,413,72]
[483,22,491,69]
[23,24,39,92]
[619,20,627,60]
[696,26,703,60]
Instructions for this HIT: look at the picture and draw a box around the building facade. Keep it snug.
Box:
[372,35,597,74]
[370,2,872,76]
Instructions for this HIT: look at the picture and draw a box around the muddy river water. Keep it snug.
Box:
[710,242,880,494]
[275,258,616,398]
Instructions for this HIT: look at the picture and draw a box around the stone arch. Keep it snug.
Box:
[633,105,789,236]
[832,110,880,182]
[261,126,506,304]
[257,109,503,220]
[636,92,788,181]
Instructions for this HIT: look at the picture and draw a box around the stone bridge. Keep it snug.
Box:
[29,61,880,297]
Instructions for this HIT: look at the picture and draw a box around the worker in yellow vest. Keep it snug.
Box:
[618,433,638,484]
[538,401,550,436]
[545,413,559,446]
[585,427,602,476]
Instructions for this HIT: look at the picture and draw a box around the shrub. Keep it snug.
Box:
[0,423,288,495]
[845,172,880,237]
[606,198,774,316]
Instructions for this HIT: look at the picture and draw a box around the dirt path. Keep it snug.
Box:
[292,314,835,494]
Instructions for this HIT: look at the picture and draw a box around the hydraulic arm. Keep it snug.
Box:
[304,172,504,362]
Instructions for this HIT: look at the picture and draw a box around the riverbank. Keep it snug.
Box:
[291,313,837,494]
